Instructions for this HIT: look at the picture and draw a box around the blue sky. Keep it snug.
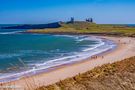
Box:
[0,0,135,24]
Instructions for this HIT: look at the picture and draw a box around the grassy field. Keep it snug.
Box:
[36,56,135,90]
[26,21,135,37]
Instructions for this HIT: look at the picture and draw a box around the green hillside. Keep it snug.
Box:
[26,22,135,37]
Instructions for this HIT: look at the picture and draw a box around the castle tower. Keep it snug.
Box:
[86,18,93,23]
[70,17,74,23]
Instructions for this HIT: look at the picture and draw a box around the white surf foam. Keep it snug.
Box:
[0,36,116,83]
[0,31,22,35]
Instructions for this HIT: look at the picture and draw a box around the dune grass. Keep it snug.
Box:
[36,56,135,90]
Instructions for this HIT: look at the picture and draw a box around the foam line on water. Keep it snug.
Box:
[0,36,116,83]
[0,31,22,35]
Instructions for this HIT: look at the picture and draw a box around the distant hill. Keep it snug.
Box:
[2,21,135,37]
[26,21,135,37]
[1,22,61,29]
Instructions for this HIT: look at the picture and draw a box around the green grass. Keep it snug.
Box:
[26,21,135,37]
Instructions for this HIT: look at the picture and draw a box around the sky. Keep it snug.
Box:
[0,0,135,24]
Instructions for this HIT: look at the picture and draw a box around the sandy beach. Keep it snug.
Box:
[1,36,135,90]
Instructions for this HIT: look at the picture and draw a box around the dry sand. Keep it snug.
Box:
[1,36,135,90]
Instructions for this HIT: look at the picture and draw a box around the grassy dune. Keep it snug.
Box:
[36,56,135,90]
[26,22,135,37]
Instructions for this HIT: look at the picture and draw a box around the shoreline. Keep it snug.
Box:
[1,35,135,90]
[0,35,116,83]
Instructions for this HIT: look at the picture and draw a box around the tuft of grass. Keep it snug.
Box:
[36,56,135,90]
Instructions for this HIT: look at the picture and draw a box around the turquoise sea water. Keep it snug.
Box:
[0,25,116,82]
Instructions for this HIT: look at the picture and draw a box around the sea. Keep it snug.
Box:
[0,24,117,82]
